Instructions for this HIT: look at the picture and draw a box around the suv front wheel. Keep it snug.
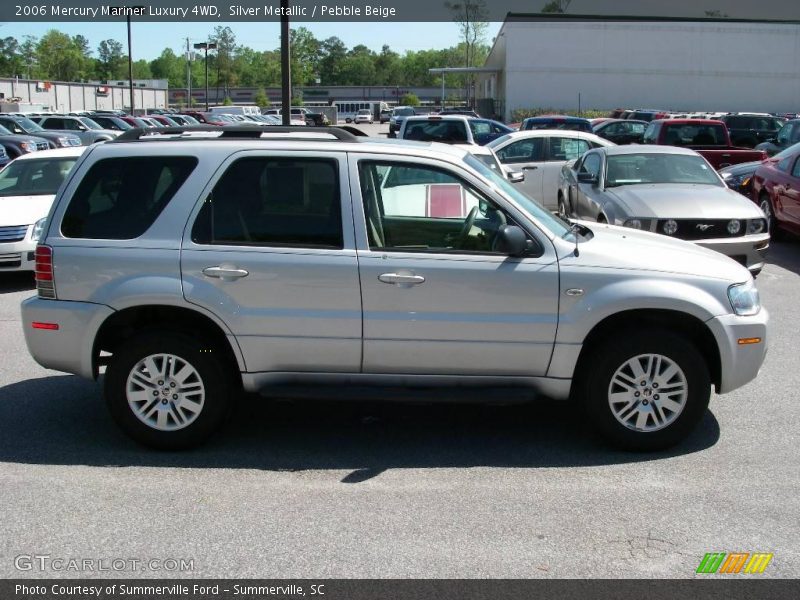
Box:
[105,332,232,449]
[583,329,711,451]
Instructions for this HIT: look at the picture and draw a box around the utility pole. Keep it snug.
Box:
[186,38,192,110]
[280,0,291,126]
[127,14,134,115]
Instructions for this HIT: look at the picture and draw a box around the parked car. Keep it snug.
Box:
[180,111,228,126]
[388,106,416,137]
[354,109,374,124]
[0,124,50,158]
[628,110,669,122]
[261,109,308,126]
[593,119,648,145]
[719,161,761,197]
[642,119,767,169]
[20,125,767,452]
[399,116,512,146]
[170,115,201,126]
[30,115,120,145]
[88,114,134,132]
[755,119,800,156]
[752,143,800,239]
[0,147,84,272]
[0,115,82,150]
[719,114,786,148]
[0,145,9,169]
[519,116,593,133]
[488,130,614,209]
[558,146,769,274]
[379,109,392,124]
[149,115,181,127]
[438,108,480,118]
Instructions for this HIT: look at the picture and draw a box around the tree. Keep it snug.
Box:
[222,96,233,106]
[254,88,270,108]
[97,39,125,80]
[541,0,571,12]
[131,59,151,79]
[289,27,321,87]
[318,37,347,85]
[212,26,237,95]
[0,37,22,77]
[399,92,420,106]
[445,1,489,104]
[150,48,185,87]
[36,30,88,81]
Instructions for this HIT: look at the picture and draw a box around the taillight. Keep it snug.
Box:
[35,245,56,299]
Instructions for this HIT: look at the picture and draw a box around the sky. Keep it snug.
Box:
[3,22,504,61]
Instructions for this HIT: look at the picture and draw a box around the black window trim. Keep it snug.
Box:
[190,155,344,250]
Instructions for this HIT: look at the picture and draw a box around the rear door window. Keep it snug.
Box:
[61,157,197,239]
[191,157,342,249]
[548,137,590,161]
[495,138,545,164]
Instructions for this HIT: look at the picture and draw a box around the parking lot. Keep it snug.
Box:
[0,235,797,578]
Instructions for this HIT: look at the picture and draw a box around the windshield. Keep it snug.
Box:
[77,117,104,130]
[0,157,78,197]
[605,153,723,187]
[0,124,13,135]
[358,110,370,114]
[464,154,570,238]
[11,117,44,132]
[394,108,415,116]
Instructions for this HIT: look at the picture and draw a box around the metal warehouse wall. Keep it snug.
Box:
[496,20,800,118]
[0,78,169,113]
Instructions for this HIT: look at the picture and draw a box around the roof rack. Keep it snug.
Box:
[111,125,361,143]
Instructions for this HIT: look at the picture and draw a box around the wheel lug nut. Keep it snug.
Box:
[654,394,660,400]
[170,382,176,388]
[634,392,640,397]
[161,399,167,405]
[158,380,164,385]
[152,390,158,397]
[640,381,646,386]
[652,383,658,389]
[173,394,178,400]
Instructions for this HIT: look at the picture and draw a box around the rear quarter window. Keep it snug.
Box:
[61,156,197,239]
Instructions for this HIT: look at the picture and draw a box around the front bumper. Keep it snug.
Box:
[706,308,769,394]
[0,226,36,272]
[21,297,115,379]
[694,233,770,273]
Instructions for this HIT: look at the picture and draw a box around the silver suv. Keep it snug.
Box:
[21,126,768,451]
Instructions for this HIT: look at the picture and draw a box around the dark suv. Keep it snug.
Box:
[720,114,786,148]
[755,119,800,156]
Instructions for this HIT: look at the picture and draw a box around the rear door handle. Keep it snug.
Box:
[202,266,249,280]
[378,273,425,286]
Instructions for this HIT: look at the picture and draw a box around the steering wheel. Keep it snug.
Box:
[456,206,479,249]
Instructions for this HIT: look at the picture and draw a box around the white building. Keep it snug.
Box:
[479,15,800,121]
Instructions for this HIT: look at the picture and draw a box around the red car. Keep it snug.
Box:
[752,145,800,239]
[642,119,767,169]
[181,111,226,126]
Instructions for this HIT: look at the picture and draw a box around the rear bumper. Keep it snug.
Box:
[694,233,770,273]
[21,297,114,379]
[706,308,769,394]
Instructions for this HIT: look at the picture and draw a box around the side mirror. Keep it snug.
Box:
[507,170,525,183]
[494,225,528,257]
[577,171,598,185]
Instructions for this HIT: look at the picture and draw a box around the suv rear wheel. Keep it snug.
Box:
[105,332,232,449]
[583,329,711,450]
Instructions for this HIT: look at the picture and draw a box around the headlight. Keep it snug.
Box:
[747,219,767,235]
[727,219,742,235]
[57,137,71,147]
[31,217,47,242]
[20,142,36,153]
[623,218,643,229]
[662,219,678,235]
[728,280,760,316]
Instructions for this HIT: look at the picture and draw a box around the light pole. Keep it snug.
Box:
[280,0,291,126]
[194,41,217,111]
[126,14,134,115]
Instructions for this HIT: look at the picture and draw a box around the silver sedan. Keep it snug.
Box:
[558,145,770,274]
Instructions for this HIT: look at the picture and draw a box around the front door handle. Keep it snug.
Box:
[523,165,538,171]
[202,265,249,280]
[378,273,425,286]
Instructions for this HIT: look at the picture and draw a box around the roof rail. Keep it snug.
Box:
[111,125,361,143]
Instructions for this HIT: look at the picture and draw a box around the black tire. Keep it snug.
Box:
[759,193,786,241]
[105,332,233,450]
[581,329,711,451]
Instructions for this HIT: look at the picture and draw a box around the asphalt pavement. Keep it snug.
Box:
[0,185,798,578]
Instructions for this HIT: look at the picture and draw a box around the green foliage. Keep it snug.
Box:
[97,39,126,80]
[399,93,420,106]
[541,0,571,13]
[254,88,270,108]
[510,107,609,121]
[222,96,233,106]
[291,96,304,106]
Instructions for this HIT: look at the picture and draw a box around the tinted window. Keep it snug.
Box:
[43,118,64,129]
[403,120,468,143]
[548,137,590,161]
[495,138,545,163]
[0,118,25,134]
[662,123,726,146]
[642,123,658,144]
[192,157,341,249]
[62,157,197,239]
[581,154,602,178]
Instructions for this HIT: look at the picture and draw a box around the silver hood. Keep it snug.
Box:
[571,221,752,282]
[606,184,762,220]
